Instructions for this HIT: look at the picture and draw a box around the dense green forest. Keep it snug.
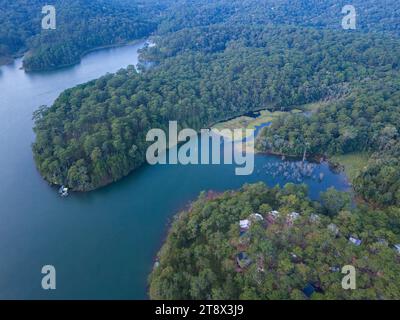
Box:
[0,0,39,65]
[149,183,400,299]
[156,0,400,35]
[0,0,159,71]
[2,0,400,70]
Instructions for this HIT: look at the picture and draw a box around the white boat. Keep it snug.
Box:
[58,185,69,197]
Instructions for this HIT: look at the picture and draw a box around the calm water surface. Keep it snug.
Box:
[0,42,350,299]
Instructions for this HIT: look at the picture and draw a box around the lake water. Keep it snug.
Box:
[0,42,350,299]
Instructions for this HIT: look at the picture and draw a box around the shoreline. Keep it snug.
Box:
[18,38,147,73]
[0,49,27,68]
[46,109,352,193]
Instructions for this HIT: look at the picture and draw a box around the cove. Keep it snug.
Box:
[0,41,350,299]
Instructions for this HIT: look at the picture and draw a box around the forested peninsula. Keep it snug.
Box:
[149,183,400,299]
[0,0,159,71]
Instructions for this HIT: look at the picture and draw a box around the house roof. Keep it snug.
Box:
[236,252,252,268]
[269,210,280,218]
[289,212,300,220]
[240,219,251,229]
[249,213,264,221]
[302,284,316,298]
[237,252,249,260]
[349,237,362,246]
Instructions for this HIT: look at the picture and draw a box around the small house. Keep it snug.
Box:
[328,223,339,236]
[349,237,362,246]
[236,252,252,269]
[287,211,300,225]
[249,213,264,222]
[290,212,300,220]
[394,244,400,254]
[270,210,280,218]
[267,210,280,223]
[240,219,251,231]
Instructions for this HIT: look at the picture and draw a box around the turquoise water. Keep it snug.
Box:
[0,42,350,299]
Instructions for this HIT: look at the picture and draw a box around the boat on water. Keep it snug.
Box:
[58,185,69,197]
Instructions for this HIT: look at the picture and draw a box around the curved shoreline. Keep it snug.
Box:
[41,110,352,193]
[20,38,147,73]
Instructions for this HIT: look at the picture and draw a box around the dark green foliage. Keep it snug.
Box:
[156,0,400,36]
[3,0,400,69]
[149,183,400,300]
[354,141,400,207]
[320,187,351,216]
[0,0,40,60]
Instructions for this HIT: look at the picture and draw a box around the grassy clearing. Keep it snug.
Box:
[330,152,370,182]
[300,101,331,113]
[249,110,287,128]
[213,115,254,131]
[213,110,289,131]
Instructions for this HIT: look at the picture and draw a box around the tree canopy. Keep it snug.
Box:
[2,0,400,70]
[149,183,400,300]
